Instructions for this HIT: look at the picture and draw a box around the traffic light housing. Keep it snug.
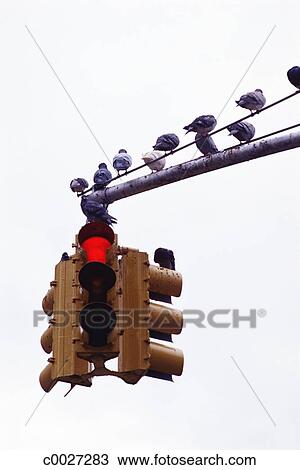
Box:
[39,254,92,392]
[77,222,117,347]
[39,223,184,392]
[117,248,184,383]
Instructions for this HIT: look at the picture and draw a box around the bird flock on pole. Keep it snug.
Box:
[69,66,300,227]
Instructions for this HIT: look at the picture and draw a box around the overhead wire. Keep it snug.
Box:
[220,122,300,153]
[79,89,300,196]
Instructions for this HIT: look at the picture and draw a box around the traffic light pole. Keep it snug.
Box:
[92,130,300,204]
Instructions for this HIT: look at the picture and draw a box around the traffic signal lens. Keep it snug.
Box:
[79,261,116,292]
[80,302,116,347]
[80,236,111,263]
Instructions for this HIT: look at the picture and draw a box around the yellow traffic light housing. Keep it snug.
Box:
[117,248,184,383]
[39,254,92,392]
[39,223,184,393]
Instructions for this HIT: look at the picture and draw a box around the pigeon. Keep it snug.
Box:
[287,66,300,89]
[61,252,70,261]
[81,195,117,225]
[154,248,175,270]
[227,122,255,143]
[183,115,217,135]
[142,151,166,172]
[235,89,266,113]
[153,133,180,152]
[113,149,132,175]
[150,248,176,305]
[195,134,218,156]
[70,178,89,193]
[93,163,112,188]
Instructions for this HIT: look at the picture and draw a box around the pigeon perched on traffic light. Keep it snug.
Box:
[70,178,89,193]
[154,248,175,270]
[142,151,166,172]
[61,252,70,261]
[81,194,117,225]
[195,134,218,156]
[153,133,180,152]
[287,66,300,89]
[235,89,266,113]
[113,149,132,175]
[150,248,176,307]
[183,115,217,135]
[93,163,112,188]
[227,122,256,142]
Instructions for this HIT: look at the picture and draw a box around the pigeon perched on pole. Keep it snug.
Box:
[195,134,218,156]
[81,194,117,225]
[93,163,112,189]
[113,149,132,175]
[142,151,166,172]
[183,115,217,135]
[70,178,89,193]
[153,133,180,152]
[235,89,266,113]
[287,66,300,89]
[227,122,256,143]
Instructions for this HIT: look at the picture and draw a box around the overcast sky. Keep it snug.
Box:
[1,0,300,452]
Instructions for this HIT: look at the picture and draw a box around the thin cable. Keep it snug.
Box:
[79,89,300,196]
[174,123,300,166]
[191,24,276,159]
[231,356,276,427]
[79,122,300,200]
[25,25,113,168]
[220,123,300,153]
[217,25,276,118]
[181,123,300,164]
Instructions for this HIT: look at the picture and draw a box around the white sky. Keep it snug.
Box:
[1,0,300,452]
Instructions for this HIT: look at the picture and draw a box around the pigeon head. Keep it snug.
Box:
[227,125,238,136]
[255,89,263,93]
[118,149,127,153]
[93,163,112,185]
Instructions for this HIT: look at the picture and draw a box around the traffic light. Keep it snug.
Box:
[74,222,121,372]
[149,247,180,342]
[40,222,122,393]
[77,222,117,347]
[117,247,184,383]
[39,253,92,392]
[40,224,184,392]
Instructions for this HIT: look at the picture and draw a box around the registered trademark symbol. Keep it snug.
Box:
[257,308,267,318]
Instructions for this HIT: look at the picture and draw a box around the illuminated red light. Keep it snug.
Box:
[81,236,111,263]
[78,221,115,264]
